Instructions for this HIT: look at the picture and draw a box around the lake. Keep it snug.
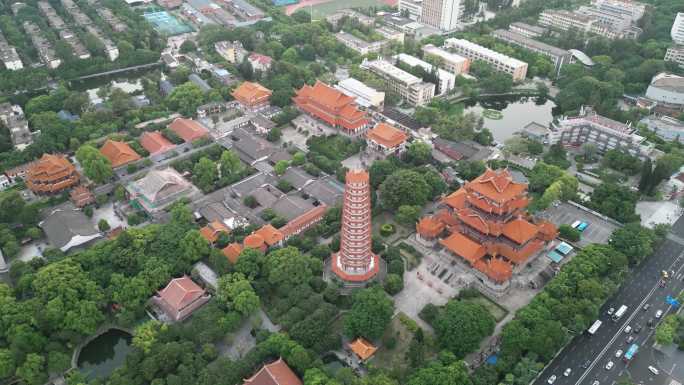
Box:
[463,95,557,143]
[78,329,133,380]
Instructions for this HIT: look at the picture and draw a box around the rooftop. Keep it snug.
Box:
[363,59,422,84]
[649,72,684,93]
[366,122,408,149]
[40,208,101,252]
[140,131,176,155]
[445,38,528,68]
[169,118,209,143]
[349,337,377,361]
[100,139,141,168]
[491,29,569,57]
[243,357,303,385]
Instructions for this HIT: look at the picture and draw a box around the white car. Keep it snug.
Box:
[648,366,659,375]
[655,310,663,318]
[615,349,623,358]
[624,325,632,334]
[592,381,600,385]
[605,361,614,370]
[564,368,572,377]
[548,375,557,384]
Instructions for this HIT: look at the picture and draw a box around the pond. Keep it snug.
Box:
[78,329,133,380]
[463,95,558,143]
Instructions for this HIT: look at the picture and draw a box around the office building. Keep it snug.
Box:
[334,78,385,109]
[665,46,684,68]
[509,22,547,38]
[444,38,528,81]
[420,0,463,31]
[325,9,375,27]
[672,13,684,45]
[398,0,423,21]
[591,0,646,22]
[491,29,571,76]
[395,53,455,95]
[0,32,22,70]
[331,170,380,284]
[550,106,655,160]
[335,31,390,55]
[362,59,435,106]
[422,43,470,75]
[539,9,639,39]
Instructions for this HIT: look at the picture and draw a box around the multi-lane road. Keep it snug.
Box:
[533,219,684,385]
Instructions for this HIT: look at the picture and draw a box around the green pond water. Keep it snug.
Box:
[78,329,133,380]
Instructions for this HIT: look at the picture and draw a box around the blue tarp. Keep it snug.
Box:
[486,355,498,365]
[547,250,564,263]
[556,242,574,255]
[273,0,297,5]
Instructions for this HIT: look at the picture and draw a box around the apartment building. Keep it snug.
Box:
[591,0,646,22]
[0,103,32,150]
[0,32,22,70]
[551,106,655,160]
[85,26,119,61]
[491,29,571,77]
[509,22,547,38]
[376,26,405,44]
[23,22,61,69]
[362,59,435,106]
[665,46,684,68]
[672,13,684,46]
[59,29,91,59]
[395,53,455,95]
[398,0,423,21]
[422,43,469,75]
[420,0,463,31]
[61,0,118,61]
[96,8,128,32]
[335,32,390,55]
[539,9,639,39]
[325,9,375,27]
[444,38,528,81]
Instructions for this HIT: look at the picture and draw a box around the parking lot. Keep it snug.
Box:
[539,201,620,247]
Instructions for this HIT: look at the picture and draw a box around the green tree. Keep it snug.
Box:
[396,205,421,227]
[434,300,495,357]
[193,157,217,192]
[274,160,289,175]
[217,273,260,315]
[407,360,472,385]
[98,219,110,232]
[179,230,211,267]
[405,141,432,165]
[167,82,205,116]
[655,315,679,345]
[609,223,656,265]
[76,145,113,184]
[380,170,431,210]
[132,320,167,353]
[179,40,197,54]
[558,224,580,242]
[384,273,404,295]
[292,152,306,166]
[219,150,243,178]
[343,286,394,340]
[0,348,15,378]
[267,247,313,288]
[16,354,46,385]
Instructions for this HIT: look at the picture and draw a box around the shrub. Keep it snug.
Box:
[380,223,395,237]
[384,273,404,295]
[98,219,110,232]
[243,195,258,208]
[558,224,581,242]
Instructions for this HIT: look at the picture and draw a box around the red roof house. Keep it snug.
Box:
[140,131,176,155]
[279,205,327,240]
[365,122,408,155]
[151,276,210,322]
[168,118,209,143]
[70,185,95,208]
[293,81,369,135]
[100,139,141,168]
[199,220,231,244]
[26,154,80,194]
[222,242,243,264]
[232,81,272,110]
[243,357,303,385]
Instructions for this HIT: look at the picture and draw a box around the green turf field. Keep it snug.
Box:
[307,0,386,19]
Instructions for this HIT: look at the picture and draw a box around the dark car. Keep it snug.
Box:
[581,360,591,369]
[634,324,642,333]
[643,304,651,311]
[648,318,654,327]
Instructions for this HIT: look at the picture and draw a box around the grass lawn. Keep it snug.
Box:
[372,212,413,245]
[308,0,387,19]
[371,314,415,375]
[463,294,508,322]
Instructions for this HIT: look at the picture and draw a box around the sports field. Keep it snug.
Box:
[285,0,391,18]
[142,11,193,36]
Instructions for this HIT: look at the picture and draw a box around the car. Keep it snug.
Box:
[626,336,635,344]
[548,375,557,384]
[592,381,600,385]
[564,368,572,377]
[634,324,642,333]
[643,304,651,311]
[624,325,632,334]
[615,349,623,358]
[648,366,659,375]
[656,310,663,318]
[607,307,615,316]
[581,360,591,369]
[605,361,614,370]
[648,318,655,327]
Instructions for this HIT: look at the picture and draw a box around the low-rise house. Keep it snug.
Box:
[365,122,409,156]
[151,276,211,322]
[100,139,142,168]
[432,138,492,162]
[334,78,385,109]
[160,79,175,96]
[242,358,303,385]
[0,175,11,191]
[40,208,102,252]
[197,102,227,118]
[169,118,209,143]
[199,220,231,244]
[188,73,212,93]
[232,81,272,111]
[231,127,278,165]
[126,168,196,214]
[279,205,327,240]
[26,154,80,194]
[247,53,273,72]
[0,103,32,150]
[70,185,95,208]
[348,337,378,362]
[140,131,176,156]
[222,242,243,263]
[214,40,247,63]
[520,122,551,143]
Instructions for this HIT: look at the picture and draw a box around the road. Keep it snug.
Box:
[533,218,684,385]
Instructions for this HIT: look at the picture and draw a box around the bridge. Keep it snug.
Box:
[70,61,162,81]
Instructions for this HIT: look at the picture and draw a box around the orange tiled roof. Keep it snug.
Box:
[502,217,539,245]
[366,122,408,149]
[440,232,486,264]
[169,118,209,143]
[537,221,558,242]
[346,169,369,184]
[244,233,267,251]
[442,187,467,209]
[157,276,206,312]
[140,131,175,155]
[70,185,94,207]
[349,337,377,361]
[466,169,527,204]
[223,243,243,264]
[243,357,303,385]
[474,258,512,284]
[26,154,79,194]
[232,81,272,106]
[279,205,327,239]
[416,216,445,239]
[434,208,459,227]
[292,81,368,132]
[100,139,141,168]
[200,221,231,243]
[254,224,284,247]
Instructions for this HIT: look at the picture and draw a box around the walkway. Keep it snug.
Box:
[70,62,161,81]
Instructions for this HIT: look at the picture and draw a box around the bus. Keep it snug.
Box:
[612,305,628,321]
[588,320,602,335]
[623,344,638,362]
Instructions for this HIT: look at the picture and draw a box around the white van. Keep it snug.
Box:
[623,325,632,334]
[648,366,659,375]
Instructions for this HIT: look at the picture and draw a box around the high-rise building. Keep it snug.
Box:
[398,0,423,21]
[672,13,684,46]
[420,0,463,31]
[331,170,379,284]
